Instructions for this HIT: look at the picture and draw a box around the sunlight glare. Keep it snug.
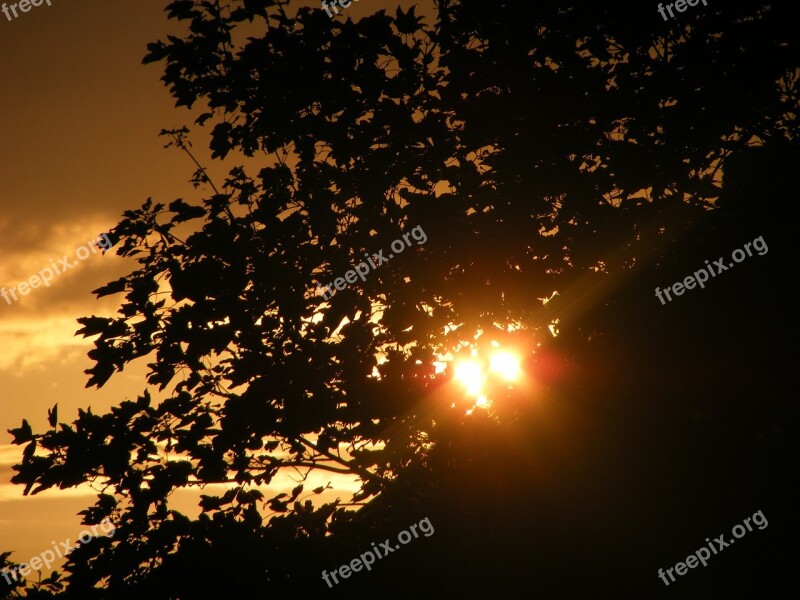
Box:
[454,359,484,396]
[489,351,521,381]
[475,395,491,409]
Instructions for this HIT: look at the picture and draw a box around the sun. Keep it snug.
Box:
[453,359,484,396]
[452,349,522,400]
[489,351,521,381]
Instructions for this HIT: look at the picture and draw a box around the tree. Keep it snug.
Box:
[5,0,798,596]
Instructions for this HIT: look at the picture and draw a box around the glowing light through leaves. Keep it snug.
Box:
[489,351,521,381]
[475,395,490,408]
[453,359,484,396]
[451,348,524,414]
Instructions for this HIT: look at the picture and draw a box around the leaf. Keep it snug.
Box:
[166,1,195,20]
[169,199,207,223]
[395,6,422,34]
[75,316,112,338]
[210,122,234,159]
[290,484,304,501]
[8,420,33,444]
[91,277,128,298]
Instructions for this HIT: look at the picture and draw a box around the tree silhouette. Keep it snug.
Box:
[5,0,799,597]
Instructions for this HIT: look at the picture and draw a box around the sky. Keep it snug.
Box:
[0,0,413,573]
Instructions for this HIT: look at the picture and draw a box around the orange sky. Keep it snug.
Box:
[0,0,422,575]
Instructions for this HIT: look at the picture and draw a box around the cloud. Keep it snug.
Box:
[0,315,92,373]
[0,217,112,264]
[0,218,125,318]
[0,444,100,503]
[0,216,131,373]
